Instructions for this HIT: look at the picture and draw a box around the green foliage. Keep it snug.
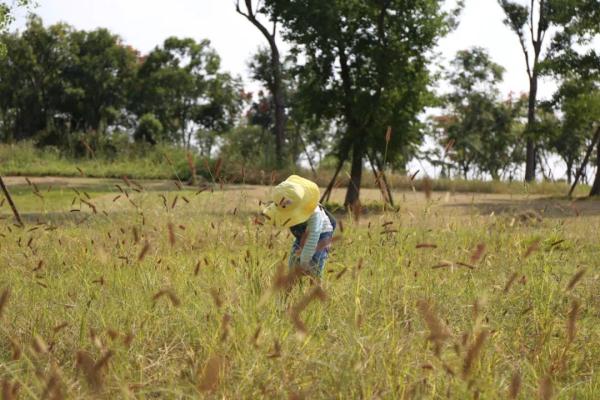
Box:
[0,15,138,145]
[0,17,243,155]
[0,0,34,55]
[498,0,529,38]
[263,0,460,202]
[433,48,525,180]
[219,125,276,168]
[130,37,243,148]
[134,113,164,145]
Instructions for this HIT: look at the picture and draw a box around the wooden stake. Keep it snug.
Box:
[0,176,24,227]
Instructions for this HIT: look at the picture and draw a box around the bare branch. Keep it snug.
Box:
[518,35,533,80]
[530,0,535,43]
[236,0,276,45]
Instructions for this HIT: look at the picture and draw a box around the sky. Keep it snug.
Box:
[11,0,573,178]
[12,0,558,99]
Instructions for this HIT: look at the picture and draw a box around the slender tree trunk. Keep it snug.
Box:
[525,75,538,182]
[344,140,364,206]
[320,154,346,203]
[569,126,600,197]
[297,128,317,178]
[566,159,573,184]
[271,46,285,166]
[590,137,600,196]
[236,1,285,167]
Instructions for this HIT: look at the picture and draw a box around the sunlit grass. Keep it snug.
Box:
[0,179,598,398]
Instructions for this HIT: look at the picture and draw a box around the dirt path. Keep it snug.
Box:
[3,176,600,219]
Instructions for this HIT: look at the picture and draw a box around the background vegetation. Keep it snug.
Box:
[0,1,598,201]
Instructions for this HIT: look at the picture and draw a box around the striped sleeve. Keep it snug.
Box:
[299,210,321,265]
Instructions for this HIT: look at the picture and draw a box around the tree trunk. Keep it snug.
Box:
[271,46,286,167]
[236,1,285,167]
[569,126,600,197]
[297,128,317,179]
[525,75,538,182]
[590,138,600,196]
[566,159,573,184]
[320,156,345,204]
[344,140,364,206]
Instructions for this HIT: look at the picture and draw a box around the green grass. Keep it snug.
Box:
[0,180,598,398]
[1,141,592,196]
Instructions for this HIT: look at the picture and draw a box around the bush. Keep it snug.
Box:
[134,114,164,145]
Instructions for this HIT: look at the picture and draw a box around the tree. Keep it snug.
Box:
[0,16,73,143]
[0,0,35,55]
[265,0,459,205]
[0,16,138,147]
[236,0,286,167]
[540,0,600,194]
[498,0,600,182]
[134,113,164,145]
[247,47,331,168]
[434,48,524,179]
[543,82,595,184]
[131,37,241,148]
[63,28,138,134]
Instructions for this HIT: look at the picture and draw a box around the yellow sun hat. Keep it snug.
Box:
[262,175,320,227]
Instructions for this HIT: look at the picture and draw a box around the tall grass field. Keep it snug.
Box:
[0,177,599,399]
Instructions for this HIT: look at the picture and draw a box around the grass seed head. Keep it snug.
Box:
[252,326,261,348]
[566,268,586,291]
[463,329,488,377]
[524,239,541,258]
[220,314,232,342]
[503,272,519,294]
[152,289,181,307]
[76,350,112,391]
[9,337,21,361]
[567,299,581,344]
[508,371,521,399]
[267,340,281,358]
[416,300,451,355]
[289,286,327,335]
[197,355,225,392]
[138,241,151,261]
[32,334,49,354]
[210,288,223,308]
[167,223,176,246]
[1,380,20,400]
[0,288,10,320]
[470,243,486,264]
[538,376,553,400]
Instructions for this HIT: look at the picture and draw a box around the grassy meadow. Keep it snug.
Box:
[1,176,599,399]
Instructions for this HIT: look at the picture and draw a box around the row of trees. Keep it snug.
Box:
[431,46,600,186]
[1,1,599,201]
[0,16,242,153]
[236,0,600,199]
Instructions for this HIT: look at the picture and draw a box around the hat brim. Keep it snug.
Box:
[262,203,310,227]
[261,175,320,227]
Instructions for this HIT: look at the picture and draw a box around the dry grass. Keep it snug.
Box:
[0,177,599,398]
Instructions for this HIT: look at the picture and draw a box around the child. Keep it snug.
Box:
[262,175,336,278]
